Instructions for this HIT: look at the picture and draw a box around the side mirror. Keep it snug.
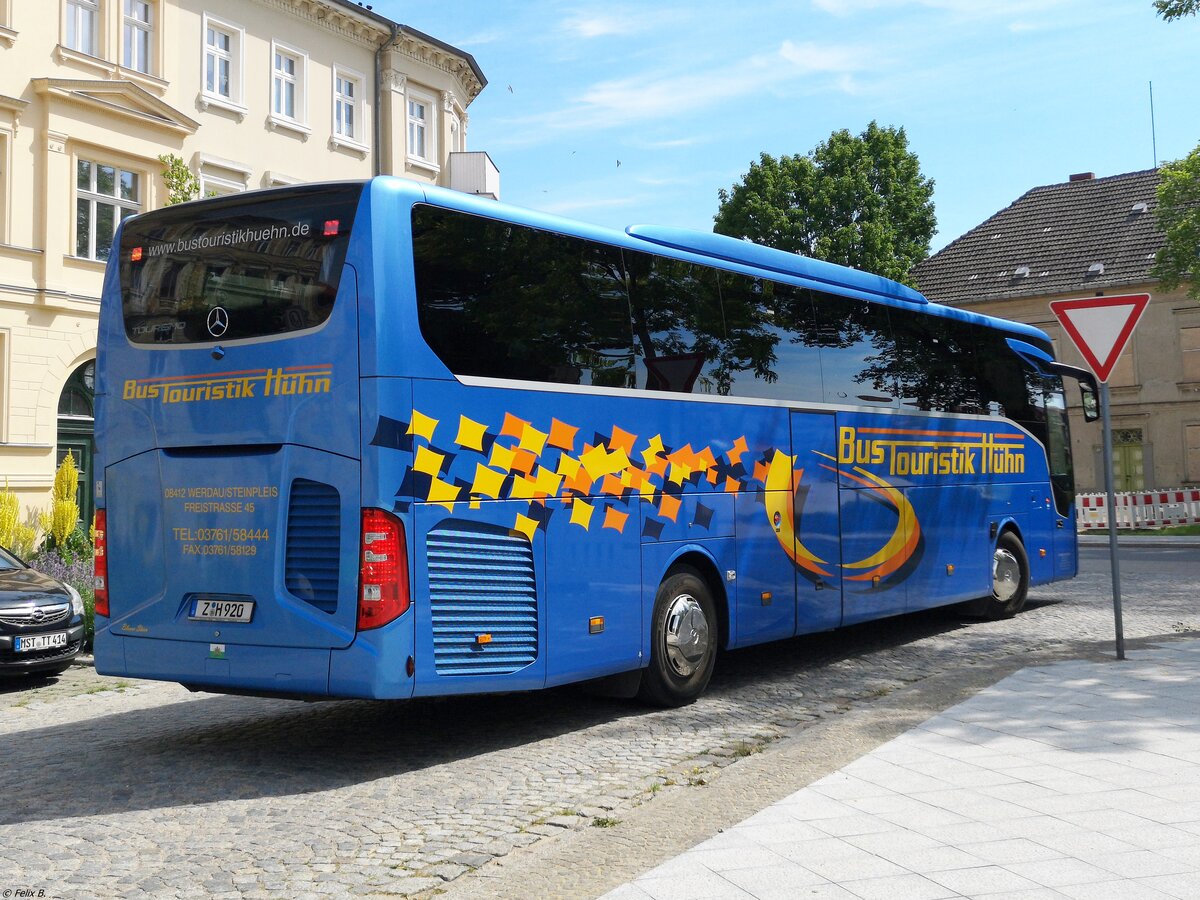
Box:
[1079,380,1099,422]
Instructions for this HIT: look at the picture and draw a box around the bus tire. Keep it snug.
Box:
[964,531,1030,620]
[638,567,718,708]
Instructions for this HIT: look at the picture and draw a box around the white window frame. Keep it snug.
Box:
[75,156,142,262]
[331,66,367,152]
[122,0,153,74]
[66,0,100,57]
[406,89,437,169]
[196,153,251,197]
[268,41,309,134]
[200,13,245,114]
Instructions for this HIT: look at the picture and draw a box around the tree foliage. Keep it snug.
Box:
[1152,145,1200,300]
[713,122,936,286]
[1154,0,1198,20]
[158,153,201,205]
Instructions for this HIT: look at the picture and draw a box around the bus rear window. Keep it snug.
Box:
[118,183,364,345]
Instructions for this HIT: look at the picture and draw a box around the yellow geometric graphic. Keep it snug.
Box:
[427,476,460,512]
[509,476,538,500]
[533,466,563,496]
[519,424,549,455]
[408,410,438,442]
[471,464,506,499]
[489,443,517,472]
[552,453,580,479]
[513,513,539,542]
[413,445,445,477]
[455,415,488,451]
[569,499,595,529]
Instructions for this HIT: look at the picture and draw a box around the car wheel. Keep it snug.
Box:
[638,566,717,707]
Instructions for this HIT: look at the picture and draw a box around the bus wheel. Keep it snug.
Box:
[982,532,1030,619]
[638,567,717,708]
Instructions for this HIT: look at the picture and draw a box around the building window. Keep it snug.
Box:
[407,96,431,162]
[122,0,152,73]
[202,15,243,105]
[76,158,140,261]
[66,0,100,56]
[1188,425,1200,483]
[1182,327,1200,382]
[333,68,363,143]
[271,43,307,125]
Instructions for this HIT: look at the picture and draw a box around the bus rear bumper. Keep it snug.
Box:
[95,629,332,696]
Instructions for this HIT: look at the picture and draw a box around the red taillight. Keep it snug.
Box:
[93,510,109,618]
[358,508,409,631]
[323,219,340,237]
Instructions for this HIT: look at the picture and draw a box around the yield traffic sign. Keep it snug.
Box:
[1049,294,1151,383]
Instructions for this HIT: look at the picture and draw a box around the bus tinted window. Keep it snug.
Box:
[888,307,985,413]
[119,183,363,345]
[413,205,633,387]
[715,273,823,402]
[625,252,723,393]
[811,292,896,407]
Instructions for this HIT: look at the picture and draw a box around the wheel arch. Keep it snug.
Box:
[660,546,730,651]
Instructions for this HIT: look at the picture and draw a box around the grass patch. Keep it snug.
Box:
[591,817,620,828]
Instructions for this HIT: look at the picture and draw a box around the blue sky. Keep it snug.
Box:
[376,0,1198,252]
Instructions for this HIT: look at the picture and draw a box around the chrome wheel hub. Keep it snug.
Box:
[663,593,709,677]
[993,548,1020,602]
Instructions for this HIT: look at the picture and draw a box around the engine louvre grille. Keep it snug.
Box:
[427,522,537,676]
[285,479,341,614]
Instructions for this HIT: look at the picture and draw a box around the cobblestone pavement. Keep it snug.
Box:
[1,545,1197,899]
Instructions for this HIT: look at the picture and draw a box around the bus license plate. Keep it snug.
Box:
[190,599,254,623]
[15,632,68,653]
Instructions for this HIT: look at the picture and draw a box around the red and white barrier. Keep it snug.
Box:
[1077,489,1200,530]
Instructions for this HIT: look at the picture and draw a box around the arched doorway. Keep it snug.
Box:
[57,360,95,529]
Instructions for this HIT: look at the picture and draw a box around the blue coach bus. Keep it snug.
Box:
[93,177,1097,706]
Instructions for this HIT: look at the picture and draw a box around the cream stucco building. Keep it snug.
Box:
[0,0,495,528]
[914,170,1199,495]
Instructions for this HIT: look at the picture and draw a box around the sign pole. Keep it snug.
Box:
[1099,380,1126,660]
[1050,294,1149,663]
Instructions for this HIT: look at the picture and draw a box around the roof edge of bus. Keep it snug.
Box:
[376,177,1051,349]
[625,224,929,306]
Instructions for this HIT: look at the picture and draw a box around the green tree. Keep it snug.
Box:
[158,153,201,205]
[1154,0,1198,20]
[1152,145,1200,301]
[713,122,936,286]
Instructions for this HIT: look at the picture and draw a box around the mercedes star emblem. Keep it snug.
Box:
[207,306,230,338]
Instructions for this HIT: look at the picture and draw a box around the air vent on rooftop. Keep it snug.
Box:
[1087,262,1105,276]
[1013,266,1030,278]
[1131,201,1149,214]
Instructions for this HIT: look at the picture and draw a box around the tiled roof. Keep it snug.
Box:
[913,169,1163,305]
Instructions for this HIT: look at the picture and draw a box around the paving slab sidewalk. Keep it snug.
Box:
[602,640,1200,900]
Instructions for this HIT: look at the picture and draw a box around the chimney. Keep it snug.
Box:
[1069,172,1095,182]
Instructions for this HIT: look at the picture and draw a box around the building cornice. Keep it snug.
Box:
[32,78,198,135]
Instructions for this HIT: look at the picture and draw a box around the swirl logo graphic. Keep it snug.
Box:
[765,449,920,583]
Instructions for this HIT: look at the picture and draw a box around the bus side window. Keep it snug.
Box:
[888,307,983,413]
[626,251,723,394]
[811,292,896,408]
[412,205,633,387]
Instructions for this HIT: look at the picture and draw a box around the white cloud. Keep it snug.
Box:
[559,9,683,40]
[522,39,869,135]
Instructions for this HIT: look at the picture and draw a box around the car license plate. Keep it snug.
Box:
[189,598,254,623]
[15,632,68,653]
